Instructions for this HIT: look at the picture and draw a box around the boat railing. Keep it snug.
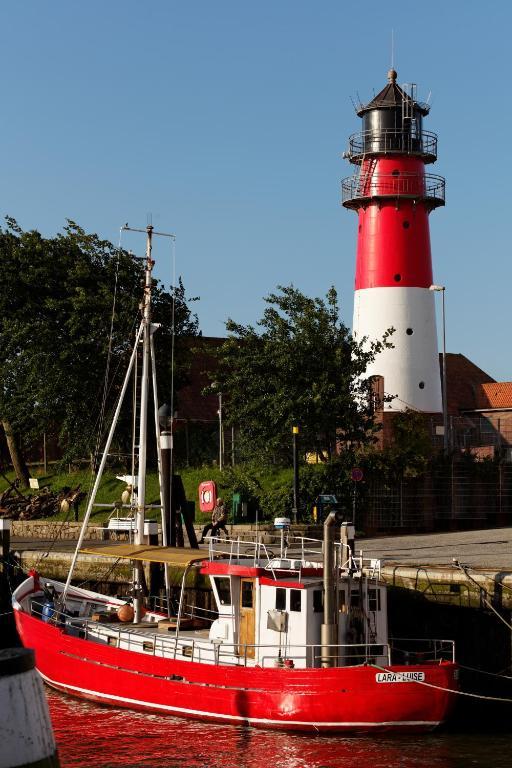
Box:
[42,602,454,669]
[207,536,281,575]
[62,611,394,668]
[205,534,381,583]
[183,603,217,624]
[390,637,456,664]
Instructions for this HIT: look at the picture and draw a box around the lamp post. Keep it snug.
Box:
[218,392,223,470]
[211,383,223,471]
[292,426,299,523]
[429,284,448,453]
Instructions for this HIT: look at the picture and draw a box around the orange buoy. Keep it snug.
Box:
[117,604,134,622]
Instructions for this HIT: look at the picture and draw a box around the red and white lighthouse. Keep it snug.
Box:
[343,70,445,412]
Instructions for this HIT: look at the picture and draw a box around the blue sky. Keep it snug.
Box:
[1,1,510,380]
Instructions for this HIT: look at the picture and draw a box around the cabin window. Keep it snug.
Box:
[290,589,302,612]
[214,577,231,606]
[313,590,323,613]
[241,581,253,608]
[368,588,381,612]
[351,589,361,608]
[275,588,286,610]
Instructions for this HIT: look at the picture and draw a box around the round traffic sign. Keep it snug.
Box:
[351,467,364,482]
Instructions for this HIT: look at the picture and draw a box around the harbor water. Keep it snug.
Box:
[47,689,512,768]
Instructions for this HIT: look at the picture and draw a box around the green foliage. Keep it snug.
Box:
[382,409,434,478]
[0,218,199,463]
[212,285,392,465]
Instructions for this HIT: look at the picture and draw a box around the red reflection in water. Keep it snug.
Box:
[46,689,467,768]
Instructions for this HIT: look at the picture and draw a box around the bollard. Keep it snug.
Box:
[0,648,60,768]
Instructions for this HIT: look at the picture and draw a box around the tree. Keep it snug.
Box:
[213,285,392,464]
[0,218,199,477]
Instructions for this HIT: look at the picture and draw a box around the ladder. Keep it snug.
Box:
[357,155,378,198]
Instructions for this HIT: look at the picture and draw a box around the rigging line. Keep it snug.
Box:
[370,664,512,703]
[170,237,177,434]
[90,310,140,433]
[33,504,73,568]
[76,557,122,590]
[94,229,123,463]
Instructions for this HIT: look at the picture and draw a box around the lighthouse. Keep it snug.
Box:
[342,70,445,412]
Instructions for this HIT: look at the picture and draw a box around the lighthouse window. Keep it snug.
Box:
[394,273,402,282]
[406,328,414,335]
[275,588,286,611]
[392,169,400,176]
[403,220,410,229]
[290,589,302,612]
[419,381,425,389]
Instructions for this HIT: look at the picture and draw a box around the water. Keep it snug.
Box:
[47,690,512,768]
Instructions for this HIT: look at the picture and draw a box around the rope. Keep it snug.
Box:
[458,662,512,681]
[371,664,512,703]
[454,562,512,633]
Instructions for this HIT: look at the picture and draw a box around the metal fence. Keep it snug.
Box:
[364,462,512,530]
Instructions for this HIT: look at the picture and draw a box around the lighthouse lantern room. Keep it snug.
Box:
[342,70,445,412]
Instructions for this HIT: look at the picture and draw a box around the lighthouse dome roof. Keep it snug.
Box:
[357,71,430,117]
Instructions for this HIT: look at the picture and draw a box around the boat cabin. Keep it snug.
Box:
[204,550,389,668]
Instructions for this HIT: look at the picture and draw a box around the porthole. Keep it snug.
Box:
[358,224,362,232]
[406,328,413,335]
[392,169,400,176]
[419,381,425,389]
[394,273,402,282]
[403,220,410,229]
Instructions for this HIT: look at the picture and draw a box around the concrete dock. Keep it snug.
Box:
[5,522,512,607]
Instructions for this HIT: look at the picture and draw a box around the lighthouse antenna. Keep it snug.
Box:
[391,29,394,70]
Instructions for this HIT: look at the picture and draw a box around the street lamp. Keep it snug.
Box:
[429,284,448,453]
[211,382,223,471]
[218,391,223,471]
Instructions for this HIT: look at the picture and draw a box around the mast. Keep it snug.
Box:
[133,225,154,622]
[62,222,175,618]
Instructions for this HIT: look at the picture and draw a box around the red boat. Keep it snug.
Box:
[13,226,457,732]
[13,523,458,732]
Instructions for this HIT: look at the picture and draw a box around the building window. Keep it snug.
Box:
[275,588,286,611]
[419,381,425,389]
[313,590,323,613]
[290,589,302,612]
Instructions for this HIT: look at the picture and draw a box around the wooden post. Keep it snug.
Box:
[0,519,11,563]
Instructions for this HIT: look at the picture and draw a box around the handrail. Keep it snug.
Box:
[347,129,438,163]
[30,598,454,668]
[342,172,445,208]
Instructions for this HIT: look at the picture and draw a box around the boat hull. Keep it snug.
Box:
[14,608,457,733]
